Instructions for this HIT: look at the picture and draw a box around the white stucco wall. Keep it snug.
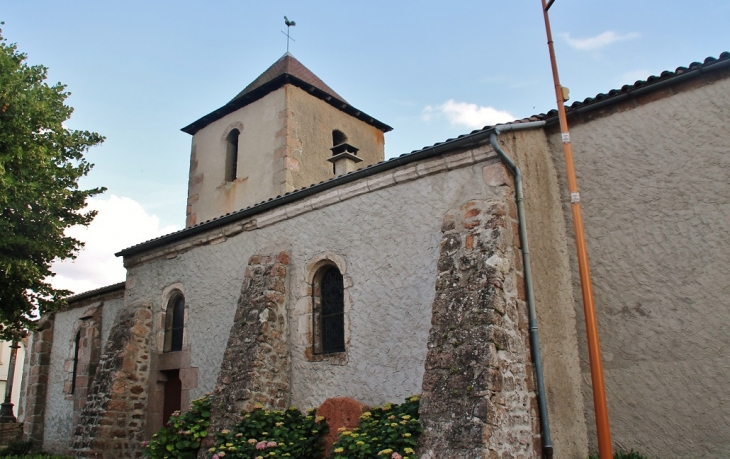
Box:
[42,296,126,453]
[502,129,590,459]
[44,306,86,452]
[101,296,125,349]
[125,148,504,410]
[548,75,730,458]
[188,88,286,224]
[186,85,387,227]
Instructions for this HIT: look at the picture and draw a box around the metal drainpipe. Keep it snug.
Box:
[489,121,553,459]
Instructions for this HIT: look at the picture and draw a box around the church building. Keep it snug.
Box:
[19,51,730,458]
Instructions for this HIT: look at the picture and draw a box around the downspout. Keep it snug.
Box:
[489,121,553,459]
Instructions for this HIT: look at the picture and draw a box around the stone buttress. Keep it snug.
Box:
[202,251,291,453]
[418,165,541,458]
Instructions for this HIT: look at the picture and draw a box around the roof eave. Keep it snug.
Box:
[116,125,499,258]
[181,74,392,135]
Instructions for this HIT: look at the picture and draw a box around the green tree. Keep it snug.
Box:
[0,26,105,340]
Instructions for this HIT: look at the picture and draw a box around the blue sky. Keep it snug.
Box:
[3,0,728,292]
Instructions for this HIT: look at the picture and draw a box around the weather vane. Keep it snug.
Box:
[282,16,296,52]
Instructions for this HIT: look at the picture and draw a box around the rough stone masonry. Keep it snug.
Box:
[418,193,540,458]
[69,302,153,459]
[202,251,291,454]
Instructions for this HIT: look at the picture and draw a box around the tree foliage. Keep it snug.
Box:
[0,26,105,340]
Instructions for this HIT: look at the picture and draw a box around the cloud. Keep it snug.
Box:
[50,195,180,295]
[561,31,640,51]
[620,69,651,86]
[423,100,515,129]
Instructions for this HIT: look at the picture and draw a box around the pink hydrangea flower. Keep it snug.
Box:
[391,453,402,459]
[256,441,268,450]
[267,441,277,447]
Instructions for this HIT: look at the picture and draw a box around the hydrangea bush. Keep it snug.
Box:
[143,395,211,459]
[206,406,328,459]
[330,395,422,459]
[143,394,423,459]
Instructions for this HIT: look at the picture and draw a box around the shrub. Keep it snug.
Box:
[589,450,649,459]
[144,395,211,459]
[205,405,327,458]
[330,395,422,459]
[0,441,32,457]
[0,455,71,459]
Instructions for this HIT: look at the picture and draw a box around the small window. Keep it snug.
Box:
[313,266,345,354]
[164,295,185,353]
[70,331,81,394]
[225,129,240,182]
[332,130,347,147]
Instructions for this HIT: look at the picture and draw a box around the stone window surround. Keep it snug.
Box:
[163,294,185,353]
[147,282,199,438]
[62,305,102,400]
[156,283,188,353]
[220,121,246,186]
[300,252,353,365]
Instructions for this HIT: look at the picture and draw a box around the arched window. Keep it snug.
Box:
[164,294,185,353]
[70,331,81,394]
[225,129,240,182]
[312,266,345,354]
[332,129,347,147]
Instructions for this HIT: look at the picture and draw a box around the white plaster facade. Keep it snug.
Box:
[42,294,124,452]
[547,74,730,458]
[126,148,507,407]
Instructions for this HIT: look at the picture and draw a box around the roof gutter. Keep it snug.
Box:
[490,120,554,459]
[117,127,498,258]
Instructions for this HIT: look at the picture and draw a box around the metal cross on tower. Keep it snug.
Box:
[282,16,296,52]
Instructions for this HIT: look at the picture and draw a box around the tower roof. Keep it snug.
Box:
[182,53,391,135]
[231,52,346,103]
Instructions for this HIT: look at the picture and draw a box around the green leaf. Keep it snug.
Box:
[0,26,105,339]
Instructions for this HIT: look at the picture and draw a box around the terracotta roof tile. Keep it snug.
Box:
[231,52,346,103]
[181,53,390,134]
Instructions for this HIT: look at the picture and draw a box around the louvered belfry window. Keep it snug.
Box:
[313,266,345,354]
[164,295,185,353]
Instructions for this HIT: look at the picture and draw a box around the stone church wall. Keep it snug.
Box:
[502,129,590,459]
[43,306,89,451]
[547,71,730,457]
[418,193,540,458]
[70,301,153,458]
[206,251,291,442]
[123,146,508,411]
[187,87,287,225]
[35,295,124,454]
[285,84,385,191]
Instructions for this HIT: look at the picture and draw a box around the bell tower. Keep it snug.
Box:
[181,53,392,227]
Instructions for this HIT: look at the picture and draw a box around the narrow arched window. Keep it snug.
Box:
[70,331,81,394]
[225,129,240,182]
[332,130,347,147]
[313,266,345,354]
[164,295,185,352]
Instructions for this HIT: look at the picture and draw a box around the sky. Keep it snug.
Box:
[2,0,729,294]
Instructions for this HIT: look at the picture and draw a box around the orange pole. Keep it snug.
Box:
[540,1,613,458]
